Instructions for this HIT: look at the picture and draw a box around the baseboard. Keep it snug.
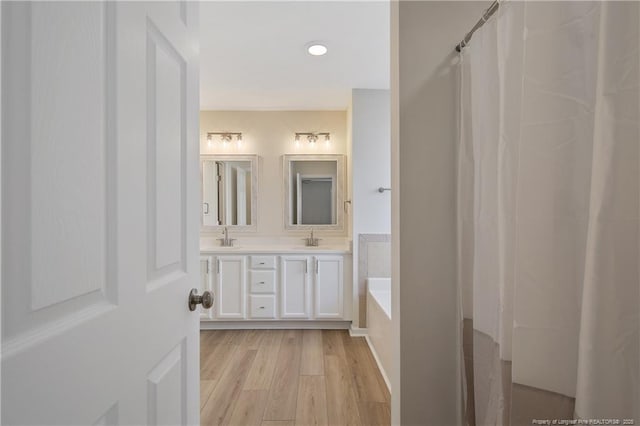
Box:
[200,320,351,330]
[348,326,368,337]
[365,335,391,392]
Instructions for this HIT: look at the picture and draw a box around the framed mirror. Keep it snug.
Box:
[201,155,258,231]
[283,154,345,231]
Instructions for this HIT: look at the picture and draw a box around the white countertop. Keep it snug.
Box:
[200,245,352,254]
[200,236,352,254]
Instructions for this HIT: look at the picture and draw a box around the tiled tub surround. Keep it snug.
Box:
[358,234,391,326]
[463,319,576,425]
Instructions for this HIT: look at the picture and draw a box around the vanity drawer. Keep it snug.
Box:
[249,270,276,293]
[250,255,277,269]
[249,295,276,319]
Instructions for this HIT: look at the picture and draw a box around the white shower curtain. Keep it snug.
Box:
[458,1,639,423]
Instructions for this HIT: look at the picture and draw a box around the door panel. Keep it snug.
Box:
[147,340,187,426]
[2,0,117,351]
[2,2,200,424]
[146,17,186,283]
[315,256,344,318]
[94,405,119,426]
[281,256,310,318]
[30,1,113,311]
[215,256,246,319]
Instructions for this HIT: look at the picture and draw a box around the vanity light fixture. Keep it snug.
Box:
[207,132,243,144]
[295,132,330,144]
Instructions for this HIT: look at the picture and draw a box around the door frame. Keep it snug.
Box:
[1,3,4,418]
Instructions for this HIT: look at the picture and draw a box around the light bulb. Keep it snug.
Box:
[307,44,328,56]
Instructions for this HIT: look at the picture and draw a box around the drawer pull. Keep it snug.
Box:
[258,281,265,284]
[259,306,265,309]
[259,262,265,265]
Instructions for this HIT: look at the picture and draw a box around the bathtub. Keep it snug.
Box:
[366,278,391,390]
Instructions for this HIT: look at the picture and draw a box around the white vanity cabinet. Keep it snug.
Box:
[199,250,351,324]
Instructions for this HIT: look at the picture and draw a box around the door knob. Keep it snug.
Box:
[188,288,214,311]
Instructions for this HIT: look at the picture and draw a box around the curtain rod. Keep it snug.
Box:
[455,0,500,52]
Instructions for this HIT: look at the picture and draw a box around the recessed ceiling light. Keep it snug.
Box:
[307,44,328,56]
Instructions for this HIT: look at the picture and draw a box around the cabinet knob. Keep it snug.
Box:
[188,288,214,311]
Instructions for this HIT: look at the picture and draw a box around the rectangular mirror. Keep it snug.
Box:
[201,155,258,231]
[284,154,345,230]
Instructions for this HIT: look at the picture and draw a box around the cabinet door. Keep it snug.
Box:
[200,256,213,320]
[280,256,310,318]
[215,255,246,319]
[314,256,344,318]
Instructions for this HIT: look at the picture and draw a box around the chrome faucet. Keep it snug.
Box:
[304,228,320,247]
[218,227,236,247]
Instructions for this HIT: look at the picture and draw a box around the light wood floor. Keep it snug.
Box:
[200,329,391,426]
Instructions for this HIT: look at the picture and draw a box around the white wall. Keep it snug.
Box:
[200,110,348,238]
[391,2,490,424]
[351,89,391,235]
[350,89,391,328]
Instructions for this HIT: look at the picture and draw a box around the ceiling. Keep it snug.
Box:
[199,1,390,110]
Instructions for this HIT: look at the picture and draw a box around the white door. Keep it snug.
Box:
[236,167,247,225]
[215,256,246,319]
[202,160,219,226]
[296,172,303,224]
[314,256,344,318]
[2,2,201,425]
[221,163,230,225]
[280,256,310,318]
